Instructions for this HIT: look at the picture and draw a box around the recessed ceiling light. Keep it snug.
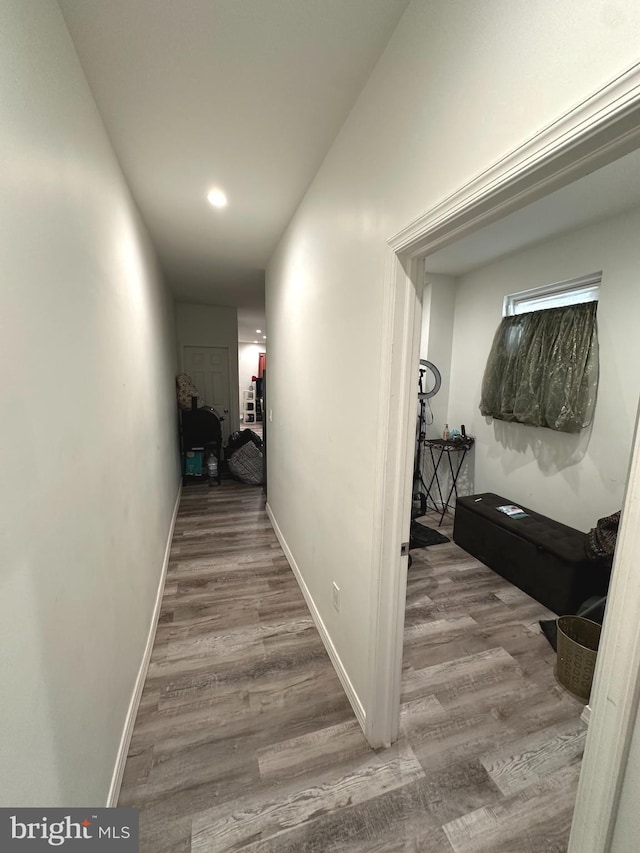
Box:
[207,188,228,208]
[253,340,258,343]
[263,335,267,339]
[256,329,262,333]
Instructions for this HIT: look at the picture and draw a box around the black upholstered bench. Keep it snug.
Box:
[453,493,610,615]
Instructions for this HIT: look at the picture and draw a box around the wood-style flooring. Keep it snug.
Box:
[119,483,585,852]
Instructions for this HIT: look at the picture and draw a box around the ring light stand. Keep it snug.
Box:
[413,360,441,518]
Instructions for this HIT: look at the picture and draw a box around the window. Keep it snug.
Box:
[503,272,601,316]
[480,274,600,433]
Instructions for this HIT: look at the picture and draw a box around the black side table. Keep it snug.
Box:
[424,437,475,526]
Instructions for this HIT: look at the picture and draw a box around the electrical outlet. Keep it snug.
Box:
[332,581,340,612]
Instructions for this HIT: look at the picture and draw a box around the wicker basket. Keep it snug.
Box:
[556,616,601,701]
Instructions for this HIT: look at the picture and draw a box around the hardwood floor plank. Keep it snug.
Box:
[136,815,192,853]
[191,742,425,853]
[120,737,260,806]
[238,779,452,853]
[401,647,523,704]
[480,717,586,796]
[442,763,581,853]
[256,719,371,782]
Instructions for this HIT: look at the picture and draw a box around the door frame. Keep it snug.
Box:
[372,59,640,850]
[366,252,424,747]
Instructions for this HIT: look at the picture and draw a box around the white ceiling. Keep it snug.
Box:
[58,0,410,341]
[426,146,640,276]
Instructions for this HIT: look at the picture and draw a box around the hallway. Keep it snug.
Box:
[119,485,585,852]
[119,481,359,851]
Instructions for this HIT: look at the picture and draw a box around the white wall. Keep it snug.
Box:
[0,0,180,806]
[266,0,640,722]
[420,273,456,441]
[447,205,640,531]
[417,274,460,508]
[175,303,240,431]
[238,343,263,421]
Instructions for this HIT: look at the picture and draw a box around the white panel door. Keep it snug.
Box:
[183,346,231,443]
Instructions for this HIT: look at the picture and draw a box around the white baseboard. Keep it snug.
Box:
[265,502,367,733]
[106,483,182,806]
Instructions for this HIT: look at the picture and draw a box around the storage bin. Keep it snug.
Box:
[556,616,601,701]
[185,450,204,476]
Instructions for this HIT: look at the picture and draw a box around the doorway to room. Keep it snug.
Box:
[372,65,640,853]
[399,146,640,851]
[238,343,266,440]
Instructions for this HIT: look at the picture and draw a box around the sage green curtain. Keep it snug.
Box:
[479,301,599,433]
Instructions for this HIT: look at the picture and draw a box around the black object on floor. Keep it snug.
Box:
[410,520,449,549]
[539,594,608,652]
[540,619,558,651]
